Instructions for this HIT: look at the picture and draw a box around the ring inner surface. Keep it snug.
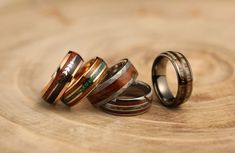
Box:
[102,59,127,82]
[117,82,150,99]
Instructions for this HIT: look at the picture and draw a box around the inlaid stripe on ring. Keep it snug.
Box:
[42,52,83,104]
[62,61,107,105]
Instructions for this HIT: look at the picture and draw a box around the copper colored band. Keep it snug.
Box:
[41,51,83,104]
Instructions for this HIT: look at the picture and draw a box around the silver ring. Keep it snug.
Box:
[101,81,152,116]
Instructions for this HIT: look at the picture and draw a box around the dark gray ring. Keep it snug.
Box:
[152,51,193,107]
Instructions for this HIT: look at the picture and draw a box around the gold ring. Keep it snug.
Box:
[61,57,108,106]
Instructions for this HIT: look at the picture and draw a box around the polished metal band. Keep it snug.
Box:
[152,51,193,107]
[61,57,108,107]
[87,59,138,106]
[41,51,83,104]
[101,81,152,116]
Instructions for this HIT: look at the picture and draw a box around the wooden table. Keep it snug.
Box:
[1,0,235,153]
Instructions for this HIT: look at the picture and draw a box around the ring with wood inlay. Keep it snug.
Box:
[87,59,138,107]
[41,51,84,104]
[61,57,108,106]
[100,81,152,116]
[152,51,193,107]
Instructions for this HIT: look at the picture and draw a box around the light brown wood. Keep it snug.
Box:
[1,0,235,153]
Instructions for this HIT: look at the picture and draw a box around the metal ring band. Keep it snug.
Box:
[61,57,108,107]
[87,59,138,106]
[41,51,83,104]
[101,81,152,116]
[152,51,193,107]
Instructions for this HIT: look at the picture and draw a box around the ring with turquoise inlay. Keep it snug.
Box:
[61,57,108,107]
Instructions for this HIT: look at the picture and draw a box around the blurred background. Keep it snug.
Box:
[0,0,235,153]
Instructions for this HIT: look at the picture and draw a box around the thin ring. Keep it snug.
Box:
[152,51,193,107]
[61,57,108,106]
[87,59,138,106]
[101,81,152,116]
[41,51,83,104]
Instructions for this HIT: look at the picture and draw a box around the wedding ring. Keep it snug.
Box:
[87,59,138,106]
[152,51,193,107]
[101,81,152,116]
[61,57,108,106]
[41,51,83,104]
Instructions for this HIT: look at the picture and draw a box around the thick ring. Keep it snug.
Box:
[87,59,138,106]
[100,81,152,116]
[41,51,83,104]
[152,51,193,107]
[61,57,108,106]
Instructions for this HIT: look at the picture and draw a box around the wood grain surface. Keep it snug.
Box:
[1,0,235,153]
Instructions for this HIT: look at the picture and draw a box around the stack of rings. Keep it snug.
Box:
[41,50,193,116]
[87,59,152,116]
